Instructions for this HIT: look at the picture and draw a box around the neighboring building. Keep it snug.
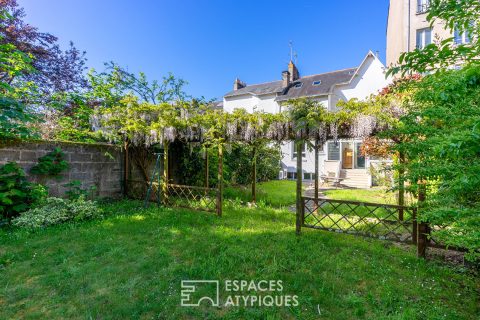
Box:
[222,52,391,188]
[386,0,471,66]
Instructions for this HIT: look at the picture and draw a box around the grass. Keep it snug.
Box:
[224,180,297,207]
[1,200,478,319]
[323,188,397,205]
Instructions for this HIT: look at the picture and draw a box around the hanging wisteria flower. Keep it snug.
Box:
[351,115,377,138]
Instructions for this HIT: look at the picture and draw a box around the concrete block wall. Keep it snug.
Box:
[0,141,123,198]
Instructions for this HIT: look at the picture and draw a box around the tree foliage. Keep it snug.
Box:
[388,65,480,260]
[0,0,87,95]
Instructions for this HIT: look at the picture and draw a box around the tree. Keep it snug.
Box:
[88,62,189,105]
[0,7,37,140]
[386,66,480,260]
[0,0,87,95]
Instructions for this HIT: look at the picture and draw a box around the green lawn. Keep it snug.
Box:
[323,188,397,205]
[1,200,478,319]
[225,180,398,207]
[224,180,297,207]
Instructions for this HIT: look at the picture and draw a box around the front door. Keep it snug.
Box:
[342,143,353,169]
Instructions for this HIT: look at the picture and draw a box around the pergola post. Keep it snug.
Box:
[398,151,405,221]
[296,140,303,235]
[216,144,223,217]
[162,141,169,205]
[123,140,129,197]
[417,180,427,258]
[204,146,209,189]
[314,138,319,212]
[251,145,257,203]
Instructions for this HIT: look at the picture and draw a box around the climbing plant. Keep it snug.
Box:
[30,147,69,177]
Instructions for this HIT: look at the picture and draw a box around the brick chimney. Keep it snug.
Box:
[288,60,299,82]
[282,70,290,87]
[233,78,246,91]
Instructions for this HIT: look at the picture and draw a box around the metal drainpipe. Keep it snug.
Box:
[407,0,411,53]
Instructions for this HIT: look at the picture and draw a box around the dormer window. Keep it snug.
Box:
[293,82,303,89]
[312,80,322,86]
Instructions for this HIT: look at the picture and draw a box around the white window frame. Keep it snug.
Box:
[292,142,306,159]
[416,28,432,49]
[417,0,430,14]
[454,28,471,45]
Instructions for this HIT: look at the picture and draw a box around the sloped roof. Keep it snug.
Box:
[275,68,357,101]
[224,80,284,98]
[223,68,357,101]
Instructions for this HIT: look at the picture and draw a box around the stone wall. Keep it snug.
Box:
[0,141,123,198]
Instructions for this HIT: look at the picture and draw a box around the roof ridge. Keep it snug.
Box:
[241,67,357,88]
[299,67,357,79]
[241,79,282,88]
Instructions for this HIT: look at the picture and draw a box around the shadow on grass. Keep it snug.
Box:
[0,200,478,319]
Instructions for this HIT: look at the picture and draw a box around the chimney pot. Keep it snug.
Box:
[282,71,290,87]
[233,78,246,91]
[288,61,300,82]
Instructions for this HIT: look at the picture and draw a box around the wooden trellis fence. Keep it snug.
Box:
[298,196,465,258]
[126,143,223,216]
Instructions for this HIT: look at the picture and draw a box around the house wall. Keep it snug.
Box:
[223,93,279,114]
[0,141,123,198]
[223,53,391,187]
[387,0,452,66]
[334,55,391,104]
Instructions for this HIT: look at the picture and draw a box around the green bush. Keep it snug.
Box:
[172,142,281,187]
[64,180,97,200]
[0,162,47,221]
[30,147,69,177]
[12,196,103,229]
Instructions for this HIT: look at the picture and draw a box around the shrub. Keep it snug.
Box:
[30,147,69,177]
[0,162,47,221]
[64,180,97,200]
[12,196,103,229]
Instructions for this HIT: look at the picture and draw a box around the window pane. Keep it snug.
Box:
[454,28,462,44]
[292,142,306,158]
[416,30,423,48]
[425,29,431,46]
[328,142,340,160]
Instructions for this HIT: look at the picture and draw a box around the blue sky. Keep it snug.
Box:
[19,0,389,100]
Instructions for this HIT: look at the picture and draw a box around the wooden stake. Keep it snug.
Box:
[314,139,319,212]
[398,151,405,221]
[417,180,427,258]
[123,140,129,197]
[296,141,303,235]
[162,141,169,205]
[217,144,223,217]
[251,145,257,203]
[204,147,209,189]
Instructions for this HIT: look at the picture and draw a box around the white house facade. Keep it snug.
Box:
[222,52,392,188]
